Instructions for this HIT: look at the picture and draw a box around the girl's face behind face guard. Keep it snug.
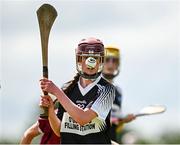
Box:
[103,57,119,75]
[76,43,104,80]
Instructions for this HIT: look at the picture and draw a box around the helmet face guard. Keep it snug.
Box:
[103,46,120,80]
[76,39,104,80]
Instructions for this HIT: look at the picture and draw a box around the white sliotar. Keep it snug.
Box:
[85,57,97,69]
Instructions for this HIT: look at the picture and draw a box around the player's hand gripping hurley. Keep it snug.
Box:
[37,4,57,118]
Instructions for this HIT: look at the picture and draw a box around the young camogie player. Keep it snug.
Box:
[103,46,136,142]
[40,37,116,144]
[20,99,60,144]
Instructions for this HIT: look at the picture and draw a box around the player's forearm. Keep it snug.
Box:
[48,108,61,137]
[20,124,40,144]
[20,135,34,144]
[55,90,96,126]
[40,79,96,125]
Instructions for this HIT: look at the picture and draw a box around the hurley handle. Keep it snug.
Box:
[40,66,49,118]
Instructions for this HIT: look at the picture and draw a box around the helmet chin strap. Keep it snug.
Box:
[78,71,101,80]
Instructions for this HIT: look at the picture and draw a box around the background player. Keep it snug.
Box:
[102,46,136,142]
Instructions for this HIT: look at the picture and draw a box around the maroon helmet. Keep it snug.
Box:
[76,37,104,79]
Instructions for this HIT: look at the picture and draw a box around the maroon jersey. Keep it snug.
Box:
[38,118,60,144]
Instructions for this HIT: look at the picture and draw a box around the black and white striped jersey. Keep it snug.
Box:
[111,85,122,118]
[57,76,115,144]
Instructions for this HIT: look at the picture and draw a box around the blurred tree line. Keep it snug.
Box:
[136,130,180,144]
[117,128,180,144]
[1,126,180,144]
